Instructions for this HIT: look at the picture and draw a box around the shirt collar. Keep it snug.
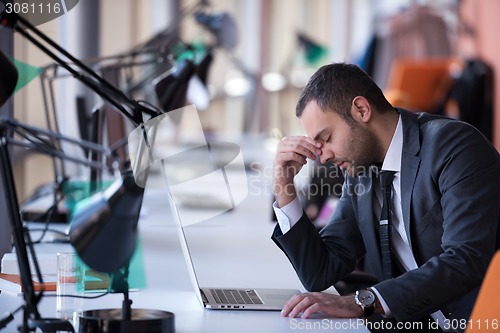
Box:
[381,115,402,173]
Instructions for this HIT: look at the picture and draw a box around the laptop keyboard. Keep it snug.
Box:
[211,289,263,305]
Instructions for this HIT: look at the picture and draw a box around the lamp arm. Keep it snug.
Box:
[1,116,113,171]
[0,8,161,126]
[9,139,108,170]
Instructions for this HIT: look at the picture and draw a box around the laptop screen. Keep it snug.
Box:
[169,193,205,306]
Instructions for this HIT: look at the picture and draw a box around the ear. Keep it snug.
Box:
[350,96,372,124]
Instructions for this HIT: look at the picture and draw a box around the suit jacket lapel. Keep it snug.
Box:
[399,109,422,250]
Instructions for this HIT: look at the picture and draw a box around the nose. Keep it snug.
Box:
[319,149,334,164]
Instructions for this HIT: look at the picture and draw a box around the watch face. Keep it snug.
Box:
[356,289,375,306]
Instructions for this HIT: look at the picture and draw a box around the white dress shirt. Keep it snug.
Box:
[273,116,449,330]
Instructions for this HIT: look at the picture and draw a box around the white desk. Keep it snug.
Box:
[1,141,369,333]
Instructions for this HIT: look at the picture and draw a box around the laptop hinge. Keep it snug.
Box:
[200,289,209,304]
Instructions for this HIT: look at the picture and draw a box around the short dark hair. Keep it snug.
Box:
[296,63,393,123]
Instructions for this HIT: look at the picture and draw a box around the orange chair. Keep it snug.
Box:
[385,58,456,113]
[465,250,500,333]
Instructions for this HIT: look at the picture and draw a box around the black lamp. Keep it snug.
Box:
[0,50,172,332]
[0,49,75,333]
[0,5,175,333]
[196,51,213,85]
[69,171,143,276]
[194,11,238,51]
[68,170,174,333]
[154,59,197,113]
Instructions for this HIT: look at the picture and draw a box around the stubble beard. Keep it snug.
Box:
[344,124,380,177]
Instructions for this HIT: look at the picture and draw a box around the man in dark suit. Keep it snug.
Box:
[271,63,500,332]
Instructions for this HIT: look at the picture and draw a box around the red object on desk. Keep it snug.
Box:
[0,273,56,294]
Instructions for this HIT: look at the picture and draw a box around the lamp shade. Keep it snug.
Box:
[69,171,144,274]
[297,33,328,65]
[0,50,18,108]
[196,51,213,85]
[194,12,238,50]
[154,59,196,113]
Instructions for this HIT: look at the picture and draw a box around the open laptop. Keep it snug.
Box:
[168,193,302,310]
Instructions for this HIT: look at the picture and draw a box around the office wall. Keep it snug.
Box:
[10,0,500,202]
[12,18,58,203]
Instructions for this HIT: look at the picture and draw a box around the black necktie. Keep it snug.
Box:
[379,170,396,280]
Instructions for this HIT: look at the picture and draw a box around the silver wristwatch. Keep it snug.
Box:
[354,288,376,318]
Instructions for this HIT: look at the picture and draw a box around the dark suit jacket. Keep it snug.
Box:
[272,109,500,324]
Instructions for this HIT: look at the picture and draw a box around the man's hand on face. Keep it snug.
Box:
[273,136,322,207]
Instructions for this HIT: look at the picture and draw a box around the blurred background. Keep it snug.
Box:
[1,0,499,204]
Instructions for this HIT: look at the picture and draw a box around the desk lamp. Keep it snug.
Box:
[194,11,238,51]
[0,5,176,333]
[154,59,196,113]
[68,170,174,333]
[0,48,75,333]
[0,51,173,333]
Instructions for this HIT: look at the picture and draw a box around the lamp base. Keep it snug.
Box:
[78,309,174,333]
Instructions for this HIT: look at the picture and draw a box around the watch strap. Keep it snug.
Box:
[362,301,375,318]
